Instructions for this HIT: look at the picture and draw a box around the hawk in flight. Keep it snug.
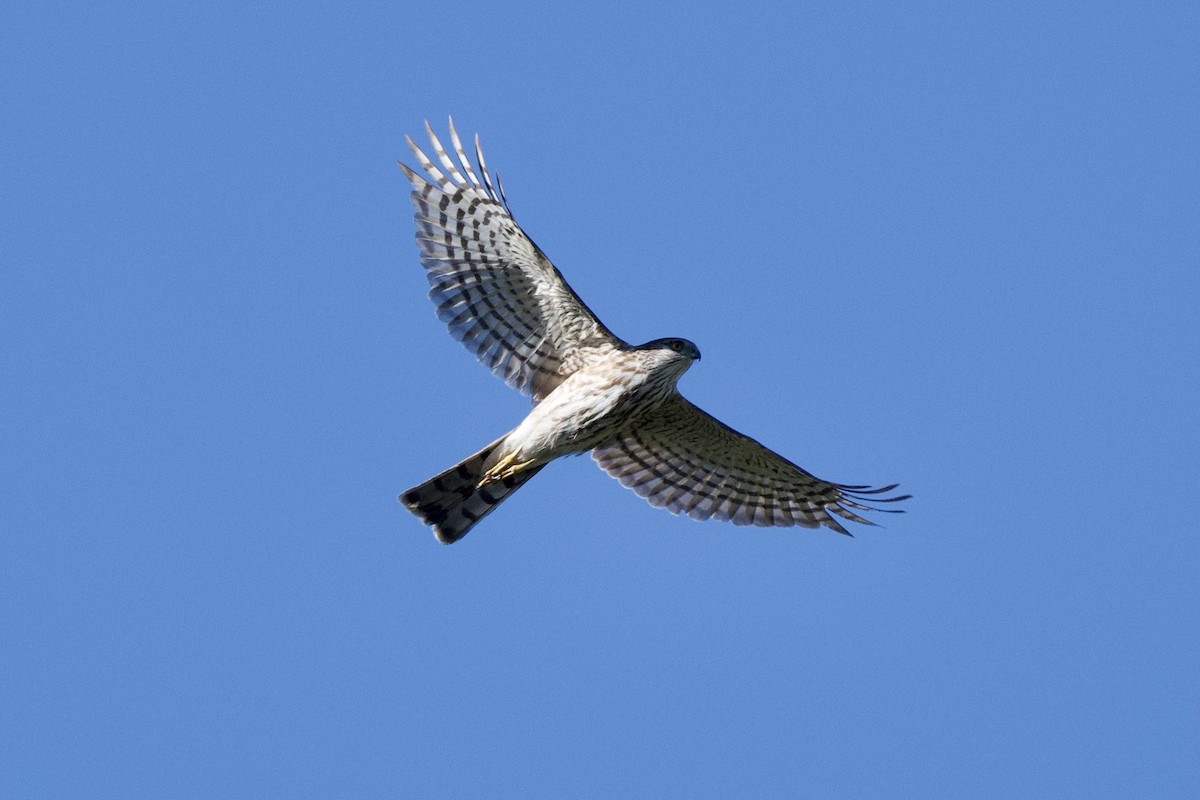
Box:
[399,121,908,543]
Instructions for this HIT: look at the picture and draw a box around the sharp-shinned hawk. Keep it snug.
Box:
[399,120,908,544]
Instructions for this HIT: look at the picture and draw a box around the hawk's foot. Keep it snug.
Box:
[479,452,538,486]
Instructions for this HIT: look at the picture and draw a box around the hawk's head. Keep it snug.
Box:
[639,337,702,363]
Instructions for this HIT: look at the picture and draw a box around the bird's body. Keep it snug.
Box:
[498,341,698,467]
[398,121,908,544]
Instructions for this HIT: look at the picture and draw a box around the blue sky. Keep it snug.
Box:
[3,2,1196,797]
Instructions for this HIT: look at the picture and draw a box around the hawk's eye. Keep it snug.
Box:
[669,341,683,352]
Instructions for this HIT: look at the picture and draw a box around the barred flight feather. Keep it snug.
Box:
[399,118,623,402]
[593,395,910,536]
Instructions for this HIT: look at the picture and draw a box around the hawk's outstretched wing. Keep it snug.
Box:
[592,395,910,534]
[400,120,623,401]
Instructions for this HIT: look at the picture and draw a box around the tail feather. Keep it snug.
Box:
[400,439,544,544]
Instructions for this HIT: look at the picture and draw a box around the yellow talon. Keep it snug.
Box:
[479,453,538,486]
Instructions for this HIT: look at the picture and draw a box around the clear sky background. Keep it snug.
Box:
[3,2,1196,798]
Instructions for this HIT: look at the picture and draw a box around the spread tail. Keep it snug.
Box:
[400,439,545,544]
